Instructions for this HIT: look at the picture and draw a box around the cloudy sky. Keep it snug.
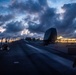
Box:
[0,0,76,38]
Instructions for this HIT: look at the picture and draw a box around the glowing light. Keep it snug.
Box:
[59,15,64,20]
[56,8,65,14]
[57,37,76,43]
[21,29,30,35]
[0,27,6,33]
[15,14,25,22]
[57,36,63,39]
[74,30,76,33]
[29,33,34,36]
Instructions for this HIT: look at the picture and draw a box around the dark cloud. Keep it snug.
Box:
[0,21,26,38]
[38,0,48,6]
[55,3,76,37]
[19,0,56,33]
[0,14,14,22]
[0,22,4,26]
[0,0,76,38]
[28,8,56,33]
[62,3,76,27]
[9,0,41,13]
[28,3,76,38]
[5,21,25,32]
[9,0,49,13]
[10,0,55,33]
[28,21,43,33]
[0,32,21,38]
